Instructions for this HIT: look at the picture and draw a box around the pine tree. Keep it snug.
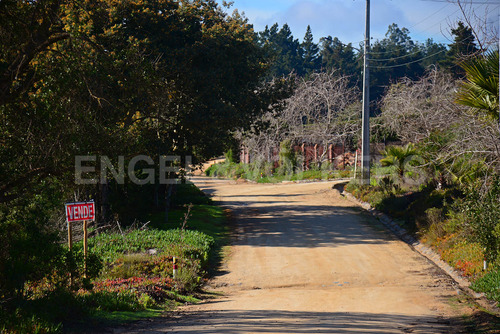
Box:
[449,21,479,59]
[301,25,321,75]
[258,23,303,78]
[275,24,303,76]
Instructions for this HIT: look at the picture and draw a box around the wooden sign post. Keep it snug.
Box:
[83,220,88,277]
[65,201,95,281]
[67,220,73,286]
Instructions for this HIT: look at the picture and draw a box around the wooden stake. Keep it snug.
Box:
[67,221,73,250]
[83,220,88,278]
[68,221,73,287]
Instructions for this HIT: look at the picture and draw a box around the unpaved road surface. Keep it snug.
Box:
[121,177,471,333]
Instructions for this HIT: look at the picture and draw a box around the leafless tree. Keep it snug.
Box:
[379,69,500,175]
[241,71,361,163]
[449,112,500,170]
[379,69,465,143]
[447,0,499,52]
[282,71,361,150]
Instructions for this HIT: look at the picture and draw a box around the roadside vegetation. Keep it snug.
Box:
[205,149,353,183]
[345,52,500,307]
[1,183,228,333]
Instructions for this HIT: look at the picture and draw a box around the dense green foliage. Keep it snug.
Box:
[462,178,500,263]
[277,139,296,176]
[1,0,251,326]
[2,0,498,329]
[0,0,268,307]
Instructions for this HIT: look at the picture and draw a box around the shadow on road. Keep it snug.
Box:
[121,309,462,334]
[229,204,394,248]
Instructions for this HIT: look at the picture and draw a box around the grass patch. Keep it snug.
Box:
[149,204,228,240]
[148,186,232,278]
[471,269,500,303]
[92,308,164,323]
[88,228,214,264]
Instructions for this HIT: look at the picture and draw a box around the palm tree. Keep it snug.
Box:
[380,143,420,180]
[456,50,499,120]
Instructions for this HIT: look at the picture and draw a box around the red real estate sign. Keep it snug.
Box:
[65,202,95,222]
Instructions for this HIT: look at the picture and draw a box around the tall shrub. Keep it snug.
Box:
[463,177,500,263]
[278,139,296,176]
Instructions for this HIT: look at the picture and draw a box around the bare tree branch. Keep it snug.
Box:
[242,71,361,163]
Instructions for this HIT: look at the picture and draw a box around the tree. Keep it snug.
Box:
[320,36,359,84]
[0,0,70,106]
[301,25,321,75]
[384,23,414,48]
[449,21,479,58]
[0,0,268,200]
[379,70,463,143]
[259,23,303,77]
[452,0,498,52]
[420,38,448,69]
[444,21,480,76]
[242,71,360,163]
[369,24,425,105]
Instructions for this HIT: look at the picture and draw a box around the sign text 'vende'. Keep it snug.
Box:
[65,202,95,222]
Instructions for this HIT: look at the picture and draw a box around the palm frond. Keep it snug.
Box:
[456,50,499,119]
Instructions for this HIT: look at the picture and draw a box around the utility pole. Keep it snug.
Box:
[361,0,371,185]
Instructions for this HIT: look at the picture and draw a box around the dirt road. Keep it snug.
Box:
[123,177,469,333]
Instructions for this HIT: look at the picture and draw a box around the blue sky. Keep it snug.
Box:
[218,0,499,47]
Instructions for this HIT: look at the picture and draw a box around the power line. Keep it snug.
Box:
[367,17,491,69]
[346,3,459,48]
[366,6,463,55]
[362,2,498,60]
[369,44,442,61]
[329,0,496,70]
[352,0,495,56]
[370,49,448,69]
[405,2,452,31]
